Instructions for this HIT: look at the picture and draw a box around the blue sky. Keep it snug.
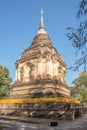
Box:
[0,0,82,86]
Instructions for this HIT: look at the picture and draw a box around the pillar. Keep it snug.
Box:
[53,62,58,77]
[37,62,42,75]
[46,60,53,75]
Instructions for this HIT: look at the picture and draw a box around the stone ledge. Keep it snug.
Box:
[11,79,68,88]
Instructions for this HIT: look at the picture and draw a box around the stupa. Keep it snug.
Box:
[10,9,70,99]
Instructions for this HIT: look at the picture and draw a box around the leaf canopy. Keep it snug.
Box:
[0,65,12,99]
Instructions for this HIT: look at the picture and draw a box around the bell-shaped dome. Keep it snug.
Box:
[31,8,52,47]
[32,33,52,46]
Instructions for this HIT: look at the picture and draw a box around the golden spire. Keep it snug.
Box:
[40,8,44,29]
[37,8,47,34]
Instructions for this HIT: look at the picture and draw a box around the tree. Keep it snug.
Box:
[0,65,12,99]
[72,71,87,87]
[71,71,87,103]
[67,0,87,71]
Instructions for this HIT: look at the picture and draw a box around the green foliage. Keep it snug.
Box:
[71,71,87,103]
[81,91,87,103]
[67,0,87,71]
[72,71,87,87]
[0,65,12,99]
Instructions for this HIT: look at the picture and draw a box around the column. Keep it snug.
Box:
[37,62,42,75]
[46,60,53,76]
[53,62,58,76]
[17,67,21,81]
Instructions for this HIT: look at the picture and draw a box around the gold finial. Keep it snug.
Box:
[40,8,44,29]
[37,8,47,34]
[41,8,43,22]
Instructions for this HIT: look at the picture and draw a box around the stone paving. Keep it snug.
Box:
[0,114,87,130]
[56,114,87,130]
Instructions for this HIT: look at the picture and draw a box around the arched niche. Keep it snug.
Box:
[19,62,35,82]
[26,62,35,81]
